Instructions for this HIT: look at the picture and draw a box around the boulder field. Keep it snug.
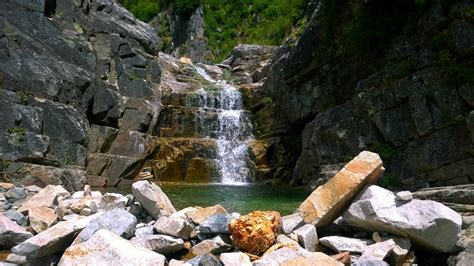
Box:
[0,151,472,265]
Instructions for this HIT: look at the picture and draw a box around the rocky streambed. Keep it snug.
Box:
[0,151,473,265]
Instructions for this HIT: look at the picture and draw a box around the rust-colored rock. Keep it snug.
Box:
[228,211,281,255]
[298,151,383,227]
[332,252,351,266]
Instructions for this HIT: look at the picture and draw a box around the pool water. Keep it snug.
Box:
[160,183,309,215]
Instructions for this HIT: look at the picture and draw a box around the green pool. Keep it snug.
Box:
[160,183,309,215]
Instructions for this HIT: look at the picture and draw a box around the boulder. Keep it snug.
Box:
[154,215,194,240]
[3,210,27,227]
[18,185,70,213]
[0,215,33,249]
[299,151,384,226]
[11,214,99,260]
[343,185,462,252]
[28,207,57,233]
[186,254,221,266]
[132,181,176,219]
[253,246,343,266]
[75,209,137,243]
[58,230,166,266]
[220,252,251,266]
[228,211,281,255]
[135,226,154,236]
[293,224,318,252]
[190,235,232,256]
[199,214,236,234]
[186,205,228,225]
[281,213,304,234]
[319,236,373,253]
[130,234,184,255]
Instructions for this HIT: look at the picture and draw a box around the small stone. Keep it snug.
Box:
[228,211,281,255]
[71,191,102,199]
[58,230,166,266]
[186,205,228,225]
[220,252,252,266]
[169,259,192,266]
[319,236,373,253]
[359,239,397,261]
[293,224,318,252]
[29,207,57,233]
[130,234,184,255]
[395,191,413,202]
[0,215,33,249]
[5,187,27,202]
[0,182,15,191]
[23,185,42,193]
[372,232,382,243]
[276,234,300,246]
[299,151,384,226]
[132,181,176,219]
[5,253,28,264]
[154,215,194,240]
[332,252,351,265]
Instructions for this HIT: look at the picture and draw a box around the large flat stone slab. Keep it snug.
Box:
[299,151,383,226]
[343,185,462,252]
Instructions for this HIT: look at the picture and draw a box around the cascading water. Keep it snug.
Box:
[188,65,254,184]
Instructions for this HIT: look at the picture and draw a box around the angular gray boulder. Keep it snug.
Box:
[130,234,184,255]
[153,215,193,240]
[75,209,137,243]
[0,215,33,249]
[343,185,462,252]
[58,230,166,266]
[132,181,176,219]
[293,224,318,252]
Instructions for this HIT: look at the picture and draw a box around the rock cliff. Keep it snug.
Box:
[249,0,474,189]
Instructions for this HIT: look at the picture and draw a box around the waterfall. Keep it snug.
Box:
[189,65,254,184]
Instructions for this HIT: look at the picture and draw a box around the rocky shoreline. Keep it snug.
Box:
[1,151,472,265]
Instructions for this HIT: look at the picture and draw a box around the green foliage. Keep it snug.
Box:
[203,0,307,61]
[64,150,74,166]
[262,96,273,106]
[18,91,28,105]
[394,60,416,78]
[372,143,396,160]
[118,0,160,22]
[6,127,26,147]
[175,0,201,15]
[378,173,401,189]
[437,49,474,84]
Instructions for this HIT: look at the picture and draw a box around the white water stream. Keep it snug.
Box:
[190,66,254,184]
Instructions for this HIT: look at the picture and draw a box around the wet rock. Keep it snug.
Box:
[281,213,304,234]
[11,214,99,260]
[0,215,33,249]
[228,211,281,255]
[76,209,137,243]
[29,207,57,234]
[186,205,228,225]
[299,151,384,226]
[293,224,318,252]
[58,230,166,266]
[132,181,176,219]
[253,246,343,266]
[3,210,27,227]
[186,253,221,266]
[18,185,70,214]
[90,193,128,213]
[154,215,194,240]
[319,236,373,253]
[343,185,462,252]
[190,235,232,256]
[199,214,236,234]
[220,252,251,266]
[131,234,184,255]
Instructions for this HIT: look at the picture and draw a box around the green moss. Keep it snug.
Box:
[118,0,160,22]
[394,60,416,78]
[437,49,474,84]
[262,96,273,106]
[18,91,28,105]
[372,143,396,160]
[6,127,26,147]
